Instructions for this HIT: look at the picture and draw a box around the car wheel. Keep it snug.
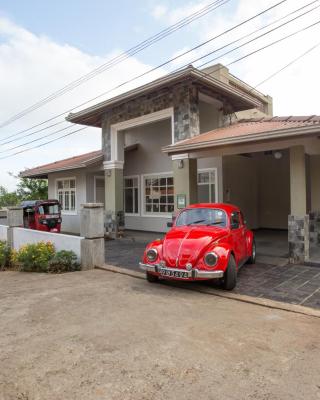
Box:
[146,272,159,283]
[247,239,256,264]
[222,255,237,290]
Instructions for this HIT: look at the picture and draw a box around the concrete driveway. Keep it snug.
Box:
[1,270,319,400]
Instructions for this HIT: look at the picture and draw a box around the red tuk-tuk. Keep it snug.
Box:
[21,200,62,233]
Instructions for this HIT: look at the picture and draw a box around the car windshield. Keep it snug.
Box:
[37,204,60,215]
[175,208,227,227]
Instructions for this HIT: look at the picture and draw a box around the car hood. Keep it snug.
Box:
[162,226,229,268]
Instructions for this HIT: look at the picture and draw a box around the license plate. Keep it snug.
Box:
[159,268,189,279]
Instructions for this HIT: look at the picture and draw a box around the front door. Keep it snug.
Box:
[95,177,105,205]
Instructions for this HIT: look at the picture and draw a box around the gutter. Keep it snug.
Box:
[163,124,320,154]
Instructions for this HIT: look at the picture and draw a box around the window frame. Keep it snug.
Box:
[141,172,174,218]
[124,175,140,217]
[55,177,77,215]
[197,168,218,203]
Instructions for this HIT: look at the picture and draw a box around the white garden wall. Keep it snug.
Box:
[12,228,84,260]
[0,225,8,241]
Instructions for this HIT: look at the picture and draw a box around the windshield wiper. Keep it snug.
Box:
[187,219,206,226]
[206,221,224,226]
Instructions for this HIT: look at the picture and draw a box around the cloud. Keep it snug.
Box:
[0,16,166,190]
[151,4,168,19]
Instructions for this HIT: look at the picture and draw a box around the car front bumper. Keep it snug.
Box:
[139,263,224,279]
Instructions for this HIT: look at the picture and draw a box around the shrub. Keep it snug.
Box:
[13,241,55,272]
[0,241,11,270]
[47,250,80,274]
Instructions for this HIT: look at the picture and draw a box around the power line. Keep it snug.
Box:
[0,0,289,144]
[253,41,320,88]
[1,1,317,154]
[2,17,320,160]
[0,0,228,128]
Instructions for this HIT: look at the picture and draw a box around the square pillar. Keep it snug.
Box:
[173,154,198,212]
[103,161,124,236]
[289,146,309,263]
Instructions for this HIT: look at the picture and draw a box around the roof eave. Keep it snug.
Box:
[66,67,261,127]
[20,155,104,178]
[163,124,320,154]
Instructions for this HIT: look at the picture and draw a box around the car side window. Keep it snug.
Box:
[230,212,240,229]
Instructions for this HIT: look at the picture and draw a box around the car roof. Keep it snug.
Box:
[185,203,240,214]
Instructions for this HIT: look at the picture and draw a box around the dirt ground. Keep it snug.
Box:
[0,270,319,400]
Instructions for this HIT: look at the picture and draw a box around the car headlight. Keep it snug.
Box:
[146,248,158,262]
[204,252,218,267]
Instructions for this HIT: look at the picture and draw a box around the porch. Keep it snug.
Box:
[105,229,320,309]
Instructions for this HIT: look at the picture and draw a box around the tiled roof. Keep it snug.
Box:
[20,150,103,178]
[165,116,320,152]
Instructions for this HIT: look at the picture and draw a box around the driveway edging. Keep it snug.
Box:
[97,264,320,319]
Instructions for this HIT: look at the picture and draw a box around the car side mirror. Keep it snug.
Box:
[167,222,173,228]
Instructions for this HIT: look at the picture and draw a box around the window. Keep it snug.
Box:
[144,174,174,215]
[124,177,139,215]
[176,208,227,227]
[197,169,217,203]
[56,178,76,212]
[230,212,240,229]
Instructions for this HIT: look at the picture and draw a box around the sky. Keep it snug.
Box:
[0,0,320,190]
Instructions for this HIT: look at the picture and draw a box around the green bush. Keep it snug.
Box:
[12,241,55,272]
[0,241,11,270]
[47,250,80,274]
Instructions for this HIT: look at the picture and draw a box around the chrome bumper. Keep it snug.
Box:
[139,262,224,279]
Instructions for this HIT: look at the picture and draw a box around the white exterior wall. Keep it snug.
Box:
[123,118,224,233]
[48,169,87,234]
[0,225,8,241]
[12,228,84,260]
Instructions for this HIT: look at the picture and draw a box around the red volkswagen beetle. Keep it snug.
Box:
[139,203,256,290]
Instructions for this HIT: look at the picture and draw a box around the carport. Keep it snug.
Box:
[163,116,320,265]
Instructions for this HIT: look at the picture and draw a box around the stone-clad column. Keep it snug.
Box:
[173,154,198,212]
[288,145,309,263]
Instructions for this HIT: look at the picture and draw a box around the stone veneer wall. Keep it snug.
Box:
[288,215,310,264]
[309,211,320,248]
[102,81,201,161]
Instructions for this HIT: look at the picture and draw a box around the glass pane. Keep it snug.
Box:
[167,195,174,204]
[64,192,70,210]
[160,178,166,186]
[209,171,216,184]
[198,172,209,184]
[167,186,174,195]
[146,196,152,204]
[153,204,159,213]
[146,204,152,212]
[125,178,133,188]
[71,191,76,210]
[152,178,159,186]
[70,179,76,189]
[160,196,167,203]
[145,187,150,196]
[63,180,70,189]
[134,188,138,213]
[167,177,173,186]
[133,177,138,187]
[145,178,151,187]
[57,181,63,189]
[160,205,167,213]
[125,189,133,213]
[168,205,174,213]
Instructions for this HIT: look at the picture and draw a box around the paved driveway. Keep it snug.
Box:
[1,270,320,400]
[105,237,320,309]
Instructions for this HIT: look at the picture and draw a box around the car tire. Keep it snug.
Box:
[247,239,256,264]
[146,272,159,283]
[222,255,237,290]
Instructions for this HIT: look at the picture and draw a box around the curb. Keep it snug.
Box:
[96,264,320,319]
